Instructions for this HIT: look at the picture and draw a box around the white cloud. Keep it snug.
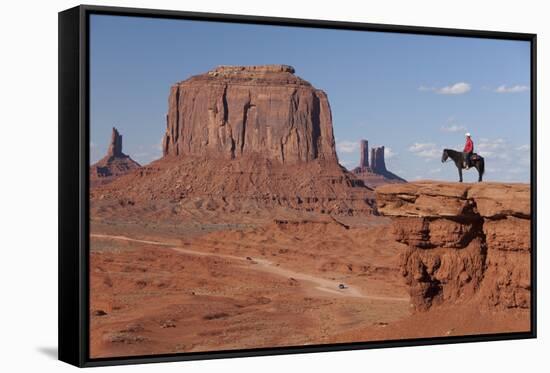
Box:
[409,143,435,152]
[339,160,353,168]
[519,156,530,166]
[419,82,471,95]
[336,140,358,154]
[437,82,471,95]
[516,144,530,151]
[408,142,440,159]
[495,85,529,93]
[385,147,397,159]
[476,138,508,159]
[429,168,442,174]
[507,167,524,174]
[156,137,164,151]
[441,124,467,133]
[476,138,529,167]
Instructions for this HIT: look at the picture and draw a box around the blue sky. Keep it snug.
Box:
[90,15,531,182]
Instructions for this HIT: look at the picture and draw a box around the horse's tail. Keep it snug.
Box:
[480,157,485,177]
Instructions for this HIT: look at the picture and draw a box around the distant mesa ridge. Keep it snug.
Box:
[352,139,406,188]
[162,64,337,164]
[90,127,141,185]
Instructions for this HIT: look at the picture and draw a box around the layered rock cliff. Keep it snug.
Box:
[90,128,141,186]
[376,182,531,311]
[162,65,337,164]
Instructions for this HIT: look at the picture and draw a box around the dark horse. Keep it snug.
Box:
[441,149,485,182]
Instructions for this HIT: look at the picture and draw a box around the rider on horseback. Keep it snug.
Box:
[463,132,474,169]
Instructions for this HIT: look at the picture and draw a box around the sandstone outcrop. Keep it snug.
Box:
[370,146,386,174]
[162,65,337,164]
[352,139,406,188]
[91,66,376,217]
[91,155,375,218]
[90,128,141,186]
[376,182,531,311]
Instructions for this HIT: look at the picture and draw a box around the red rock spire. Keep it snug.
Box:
[107,127,123,158]
[359,139,369,169]
[370,146,386,173]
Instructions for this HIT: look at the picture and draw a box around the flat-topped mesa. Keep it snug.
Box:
[162,65,338,164]
[376,182,531,311]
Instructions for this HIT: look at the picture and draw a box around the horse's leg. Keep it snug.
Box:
[458,167,463,182]
[477,164,482,182]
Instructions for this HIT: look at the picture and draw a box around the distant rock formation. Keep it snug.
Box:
[91,66,376,216]
[359,140,369,169]
[162,65,337,164]
[107,127,123,157]
[370,146,386,174]
[376,182,530,311]
[351,139,405,188]
[90,127,141,186]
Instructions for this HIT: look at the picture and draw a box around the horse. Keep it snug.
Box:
[441,149,485,182]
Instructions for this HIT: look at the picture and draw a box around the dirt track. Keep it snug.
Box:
[91,233,409,301]
[89,219,413,358]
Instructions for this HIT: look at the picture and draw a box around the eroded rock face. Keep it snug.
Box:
[90,128,141,186]
[376,182,531,311]
[162,65,337,164]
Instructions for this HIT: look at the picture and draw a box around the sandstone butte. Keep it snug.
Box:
[90,127,141,186]
[352,139,406,188]
[162,64,337,163]
[376,181,531,312]
[91,65,375,216]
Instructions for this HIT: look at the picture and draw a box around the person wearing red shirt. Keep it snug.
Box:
[463,132,474,168]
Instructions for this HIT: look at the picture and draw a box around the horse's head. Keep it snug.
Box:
[441,149,449,163]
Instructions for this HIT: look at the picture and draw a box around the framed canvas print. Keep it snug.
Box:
[58,5,537,367]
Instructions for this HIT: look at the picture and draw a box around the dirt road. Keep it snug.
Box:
[90,233,408,302]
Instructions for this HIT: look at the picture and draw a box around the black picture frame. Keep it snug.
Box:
[58,4,537,367]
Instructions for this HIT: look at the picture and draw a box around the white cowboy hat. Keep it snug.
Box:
[465,132,471,137]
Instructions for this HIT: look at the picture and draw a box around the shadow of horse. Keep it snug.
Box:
[441,149,485,182]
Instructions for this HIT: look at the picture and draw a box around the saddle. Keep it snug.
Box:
[463,152,480,169]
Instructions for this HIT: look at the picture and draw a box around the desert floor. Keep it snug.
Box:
[89,214,529,358]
